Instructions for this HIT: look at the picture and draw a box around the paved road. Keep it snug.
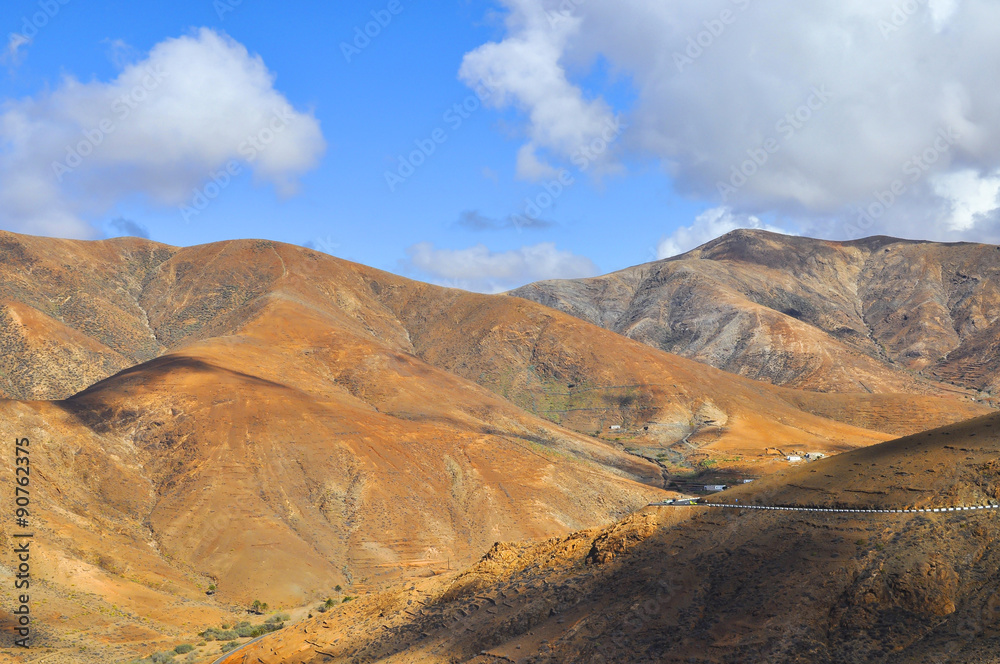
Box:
[210,630,278,664]
[651,501,1000,514]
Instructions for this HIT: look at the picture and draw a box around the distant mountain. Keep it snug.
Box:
[512,230,1000,398]
[229,412,1000,664]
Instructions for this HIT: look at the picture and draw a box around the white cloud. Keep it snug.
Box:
[463,0,1000,243]
[459,1,619,181]
[929,0,959,30]
[656,207,795,259]
[405,241,598,292]
[0,28,326,238]
[515,143,559,180]
[932,169,1000,231]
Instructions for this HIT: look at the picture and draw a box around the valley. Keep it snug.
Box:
[0,230,995,663]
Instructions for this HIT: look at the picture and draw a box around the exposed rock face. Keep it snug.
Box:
[512,230,1000,397]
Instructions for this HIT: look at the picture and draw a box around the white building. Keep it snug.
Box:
[704,484,727,492]
[610,425,621,430]
[786,455,803,462]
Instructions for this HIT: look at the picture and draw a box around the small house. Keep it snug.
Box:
[610,425,622,430]
[704,484,727,492]
[786,455,803,462]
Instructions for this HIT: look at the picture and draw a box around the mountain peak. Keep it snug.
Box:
[514,233,1000,397]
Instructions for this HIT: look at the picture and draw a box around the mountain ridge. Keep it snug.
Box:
[512,229,1000,398]
[0,228,992,662]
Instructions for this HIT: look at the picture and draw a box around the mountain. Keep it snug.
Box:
[0,229,990,662]
[511,230,1000,399]
[225,412,1000,664]
[0,233,660,661]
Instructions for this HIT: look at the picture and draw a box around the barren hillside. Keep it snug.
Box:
[227,413,1000,664]
[0,230,992,663]
[513,230,1000,398]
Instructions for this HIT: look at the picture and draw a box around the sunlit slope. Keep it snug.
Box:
[514,229,1000,397]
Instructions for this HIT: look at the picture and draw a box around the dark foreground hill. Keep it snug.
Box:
[226,412,1000,664]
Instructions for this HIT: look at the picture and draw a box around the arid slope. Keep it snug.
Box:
[513,230,1000,398]
[228,413,1000,664]
[0,230,992,663]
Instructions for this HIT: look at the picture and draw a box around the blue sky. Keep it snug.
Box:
[3,0,999,290]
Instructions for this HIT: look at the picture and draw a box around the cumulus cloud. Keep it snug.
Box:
[932,169,1000,232]
[405,241,598,292]
[515,143,560,180]
[656,207,795,259]
[0,28,326,238]
[463,0,1000,243]
[459,1,620,180]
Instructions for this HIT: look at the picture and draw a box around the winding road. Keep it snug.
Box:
[651,501,1000,514]
[210,631,278,664]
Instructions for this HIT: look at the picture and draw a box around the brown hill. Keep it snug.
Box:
[354,270,992,463]
[225,412,1000,664]
[0,229,984,471]
[0,230,991,662]
[0,293,666,662]
[512,230,1000,399]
